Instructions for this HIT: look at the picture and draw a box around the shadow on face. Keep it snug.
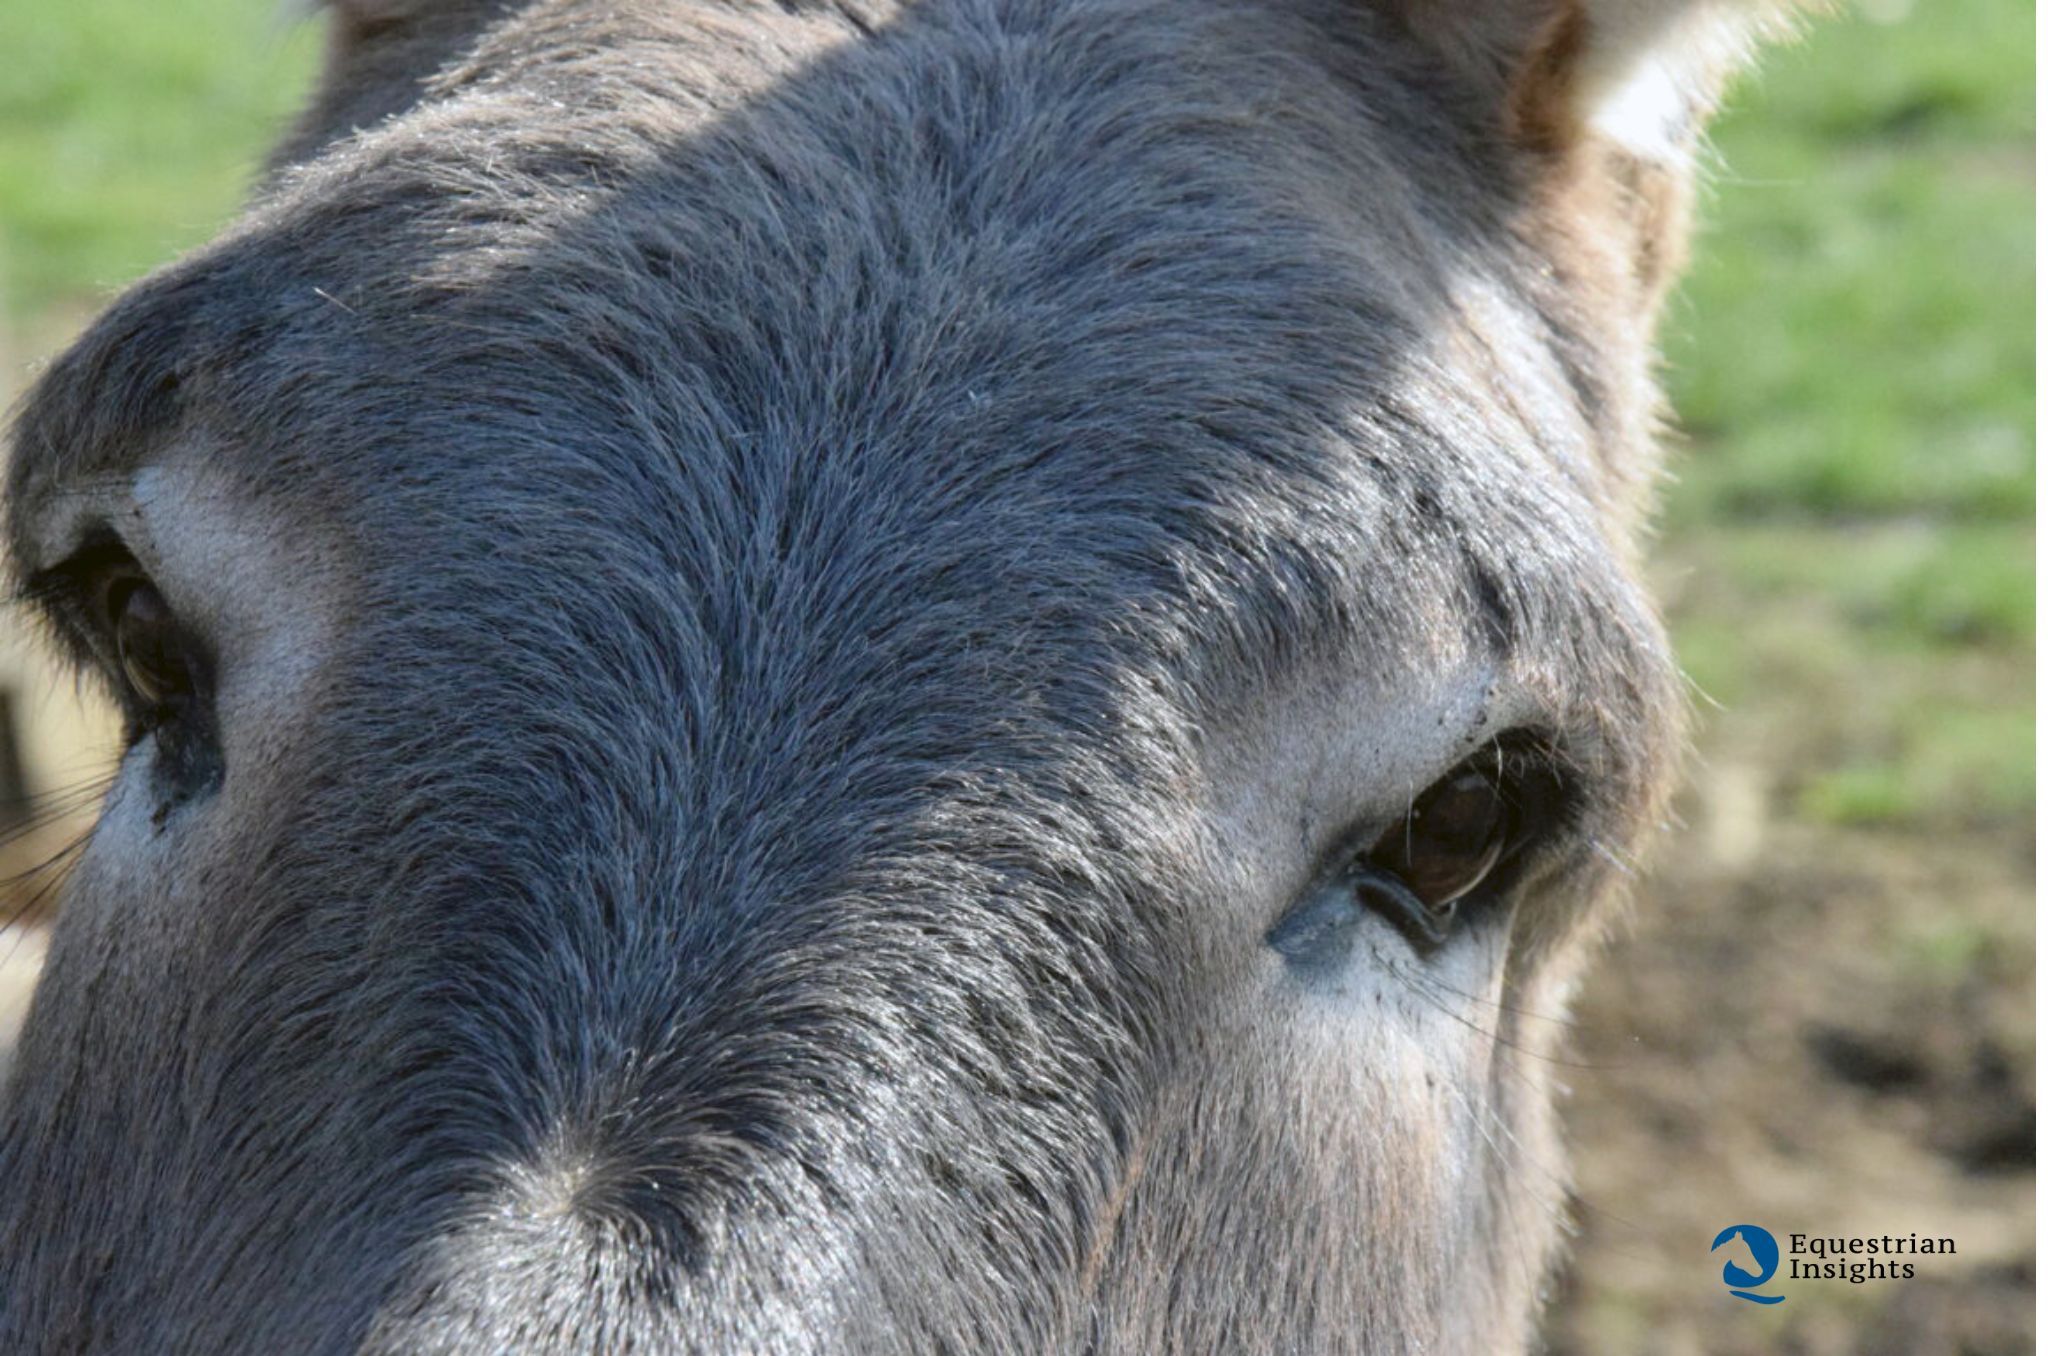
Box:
[0,1,1792,1351]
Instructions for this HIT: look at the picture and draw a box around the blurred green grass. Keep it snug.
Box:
[1660,0,2034,832]
[0,0,2033,837]
[1669,0,2032,523]
[0,0,317,321]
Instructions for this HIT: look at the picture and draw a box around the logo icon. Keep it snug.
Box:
[1711,1224,1786,1305]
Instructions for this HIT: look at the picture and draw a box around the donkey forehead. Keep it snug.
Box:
[8,4,1641,728]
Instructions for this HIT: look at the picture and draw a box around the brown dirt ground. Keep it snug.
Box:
[1541,755,2035,1353]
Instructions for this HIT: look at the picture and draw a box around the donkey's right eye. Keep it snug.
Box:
[35,544,210,733]
[25,540,223,809]
[107,578,196,709]
[86,563,223,810]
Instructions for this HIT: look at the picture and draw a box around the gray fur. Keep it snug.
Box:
[2,1,1776,1350]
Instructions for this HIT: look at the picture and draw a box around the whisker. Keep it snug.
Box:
[1371,943,1682,1272]
[0,772,113,966]
[1405,965,1585,1032]
[0,772,118,850]
[1375,950,1616,1073]
[1442,1056,1673,1264]
[1582,835,1642,881]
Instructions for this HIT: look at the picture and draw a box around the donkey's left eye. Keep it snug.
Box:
[1371,770,1508,909]
[1348,740,1560,952]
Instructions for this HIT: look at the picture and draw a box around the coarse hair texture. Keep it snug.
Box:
[2,1,1795,1351]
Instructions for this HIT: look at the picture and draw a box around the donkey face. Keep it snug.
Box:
[3,2,1785,1351]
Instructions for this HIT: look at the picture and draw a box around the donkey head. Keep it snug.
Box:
[3,2,1788,1350]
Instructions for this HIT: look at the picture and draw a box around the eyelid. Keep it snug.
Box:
[1349,729,1575,876]
[21,532,133,617]
[1461,729,1576,848]
[18,535,167,691]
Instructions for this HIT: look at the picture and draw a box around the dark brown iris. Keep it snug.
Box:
[108,578,194,709]
[1372,769,1509,908]
[1354,764,1515,948]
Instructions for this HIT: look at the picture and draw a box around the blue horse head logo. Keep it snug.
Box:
[1711,1224,1786,1305]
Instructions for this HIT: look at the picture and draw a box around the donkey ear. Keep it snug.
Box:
[1394,0,1802,162]
[1390,0,1803,301]
[272,1,507,164]
[317,0,501,52]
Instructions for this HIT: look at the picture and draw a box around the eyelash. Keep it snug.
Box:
[25,540,227,821]
[21,540,203,731]
[1348,732,1574,948]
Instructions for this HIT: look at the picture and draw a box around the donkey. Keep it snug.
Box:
[1,1,1792,1350]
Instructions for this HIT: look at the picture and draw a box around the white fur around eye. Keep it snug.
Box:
[130,449,340,764]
